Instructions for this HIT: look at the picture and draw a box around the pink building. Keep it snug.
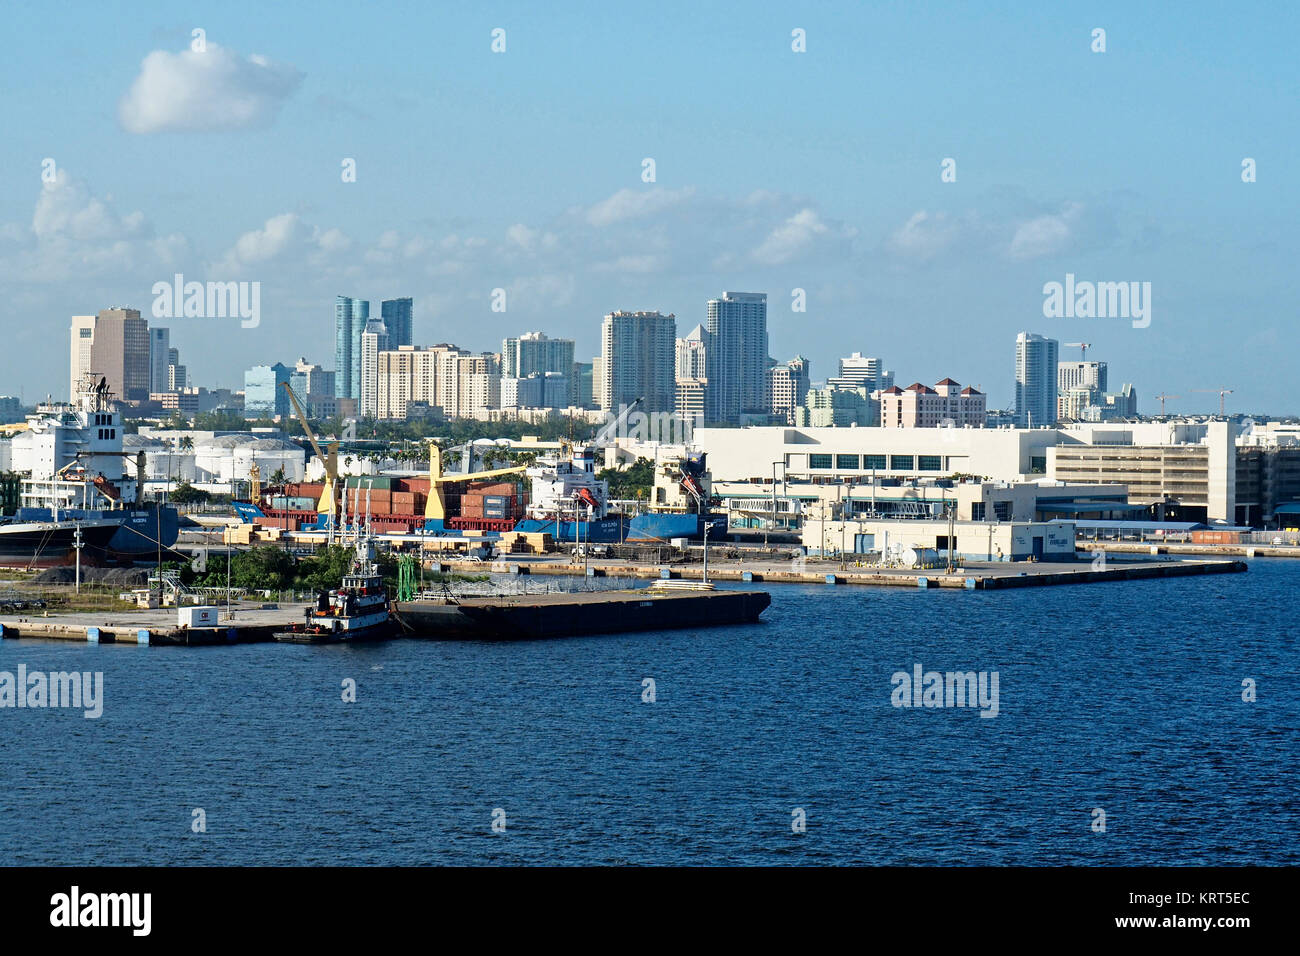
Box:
[877,378,986,428]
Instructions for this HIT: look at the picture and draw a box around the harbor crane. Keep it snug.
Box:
[1192,387,1234,417]
[423,443,528,524]
[1064,342,1092,361]
[280,381,339,539]
[1153,393,1180,416]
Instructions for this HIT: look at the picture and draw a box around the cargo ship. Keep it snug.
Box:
[0,377,179,567]
[394,584,771,640]
[624,451,726,543]
[513,445,629,543]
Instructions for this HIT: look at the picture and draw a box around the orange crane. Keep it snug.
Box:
[1064,342,1092,361]
[1192,387,1234,417]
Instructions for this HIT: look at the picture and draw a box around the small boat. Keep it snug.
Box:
[273,536,394,643]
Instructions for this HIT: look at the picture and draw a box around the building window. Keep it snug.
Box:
[863,454,886,470]
[994,501,1012,521]
[971,502,986,521]
[836,454,859,469]
[890,455,914,470]
[918,455,943,471]
[809,454,833,470]
[1029,455,1047,474]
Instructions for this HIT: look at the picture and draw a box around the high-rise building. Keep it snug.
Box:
[148,327,171,394]
[1014,332,1059,428]
[69,315,97,401]
[244,362,292,419]
[1058,360,1108,393]
[675,324,714,422]
[71,308,151,403]
[291,358,336,406]
[572,361,593,408]
[768,356,810,424]
[334,296,369,400]
[167,348,186,391]
[360,318,390,418]
[376,346,441,420]
[501,332,574,379]
[1057,360,1109,421]
[705,291,768,422]
[600,311,676,415]
[828,352,893,394]
[381,297,414,348]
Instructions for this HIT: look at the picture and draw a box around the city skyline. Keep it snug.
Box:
[1,3,1296,413]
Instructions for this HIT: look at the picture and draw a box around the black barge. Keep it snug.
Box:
[393,586,771,640]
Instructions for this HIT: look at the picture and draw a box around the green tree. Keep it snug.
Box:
[597,457,655,499]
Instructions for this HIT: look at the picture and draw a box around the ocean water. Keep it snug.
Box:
[1,560,1296,866]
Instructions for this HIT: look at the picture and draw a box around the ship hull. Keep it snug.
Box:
[11,504,179,560]
[395,587,770,641]
[0,520,121,569]
[626,512,728,543]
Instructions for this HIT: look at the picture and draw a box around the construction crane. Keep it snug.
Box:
[248,463,261,502]
[280,381,339,531]
[1192,387,1234,417]
[1065,342,1092,361]
[1153,393,1180,416]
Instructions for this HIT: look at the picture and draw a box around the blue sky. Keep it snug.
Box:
[2,1,1295,413]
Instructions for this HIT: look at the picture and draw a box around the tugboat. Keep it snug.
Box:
[273,536,394,643]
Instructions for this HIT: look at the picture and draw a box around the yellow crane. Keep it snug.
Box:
[279,382,338,524]
[424,443,527,522]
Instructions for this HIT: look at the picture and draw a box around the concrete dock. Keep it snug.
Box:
[437,554,1248,589]
[0,604,300,645]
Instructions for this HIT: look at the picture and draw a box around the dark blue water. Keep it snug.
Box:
[2,560,1296,865]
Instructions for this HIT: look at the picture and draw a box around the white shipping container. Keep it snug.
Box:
[178,606,219,628]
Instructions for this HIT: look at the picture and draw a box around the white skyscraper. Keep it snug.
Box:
[600,311,676,414]
[1014,332,1059,427]
[829,352,893,394]
[360,318,390,419]
[705,291,768,423]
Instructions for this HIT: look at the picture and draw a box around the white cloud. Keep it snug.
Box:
[886,211,960,261]
[753,208,831,265]
[118,43,303,133]
[33,171,149,241]
[211,213,339,273]
[584,187,695,227]
[1008,202,1084,260]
